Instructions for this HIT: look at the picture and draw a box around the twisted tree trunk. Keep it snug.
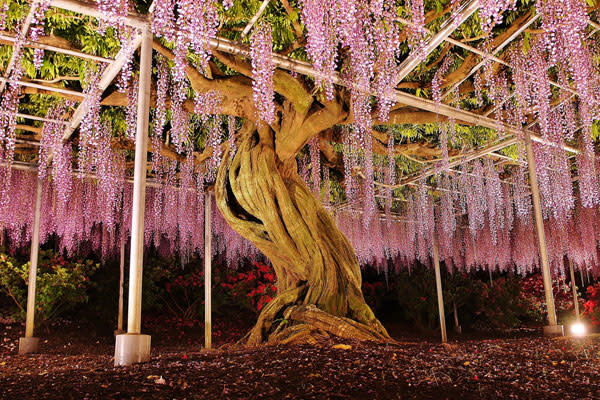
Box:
[215,126,390,345]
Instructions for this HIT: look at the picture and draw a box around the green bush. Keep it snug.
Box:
[475,276,534,329]
[0,250,99,327]
[364,265,547,333]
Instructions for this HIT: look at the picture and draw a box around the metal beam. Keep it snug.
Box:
[240,0,271,39]
[61,33,142,141]
[204,191,212,349]
[569,259,580,320]
[0,3,37,93]
[0,33,112,63]
[8,111,68,125]
[441,14,540,99]
[396,136,518,187]
[525,132,558,329]
[394,0,480,86]
[48,0,147,28]
[0,77,85,97]
[126,26,152,335]
[205,34,578,154]
[18,177,43,354]
[432,236,447,343]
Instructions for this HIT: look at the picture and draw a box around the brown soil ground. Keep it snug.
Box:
[1,321,599,399]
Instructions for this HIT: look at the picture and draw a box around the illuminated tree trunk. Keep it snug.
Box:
[215,127,389,345]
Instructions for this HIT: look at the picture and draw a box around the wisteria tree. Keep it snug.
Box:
[147,0,548,344]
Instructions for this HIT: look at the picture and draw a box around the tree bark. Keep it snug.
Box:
[215,126,390,345]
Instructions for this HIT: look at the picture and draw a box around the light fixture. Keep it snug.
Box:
[570,322,586,336]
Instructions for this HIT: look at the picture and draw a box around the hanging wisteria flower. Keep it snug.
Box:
[96,0,130,31]
[153,56,169,141]
[373,4,400,121]
[479,0,517,33]
[384,133,396,224]
[0,2,8,30]
[78,68,104,175]
[206,119,223,181]
[117,27,138,92]
[309,137,321,196]
[407,0,427,57]
[298,0,338,99]
[125,76,138,141]
[152,0,175,40]
[194,89,222,124]
[227,115,237,157]
[173,0,219,73]
[251,23,275,125]
[170,79,190,154]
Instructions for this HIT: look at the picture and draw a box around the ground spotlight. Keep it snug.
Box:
[570,322,586,336]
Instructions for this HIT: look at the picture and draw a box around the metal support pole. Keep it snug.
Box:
[115,24,152,366]
[452,300,461,334]
[117,233,126,333]
[489,268,493,287]
[569,259,579,320]
[586,268,591,284]
[19,177,43,354]
[524,133,562,336]
[126,26,151,335]
[432,237,447,343]
[204,192,212,350]
[580,268,585,287]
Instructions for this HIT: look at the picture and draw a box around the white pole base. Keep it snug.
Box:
[543,325,564,337]
[114,334,151,366]
[18,337,40,354]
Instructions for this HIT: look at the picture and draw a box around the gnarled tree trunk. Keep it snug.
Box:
[215,126,390,345]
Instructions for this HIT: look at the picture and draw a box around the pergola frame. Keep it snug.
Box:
[7,0,592,353]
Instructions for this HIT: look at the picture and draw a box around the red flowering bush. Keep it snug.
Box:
[143,259,277,326]
[583,283,600,326]
[221,262,277,312]
[520,273,583,321]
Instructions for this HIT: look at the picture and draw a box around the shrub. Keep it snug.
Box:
[583,283,600,326]
[142,259,277,327]
[0,250,99,326]
[520,273,583,323]
[476,276,532,329]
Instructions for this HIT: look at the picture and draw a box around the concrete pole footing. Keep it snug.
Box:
[543,325,564,337]
[18,337,40,354]
[114,334,151,366]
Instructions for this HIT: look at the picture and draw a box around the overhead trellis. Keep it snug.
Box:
[0,0,598,280]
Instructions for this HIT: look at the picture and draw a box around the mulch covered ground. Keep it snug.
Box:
[1,322,600,399]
